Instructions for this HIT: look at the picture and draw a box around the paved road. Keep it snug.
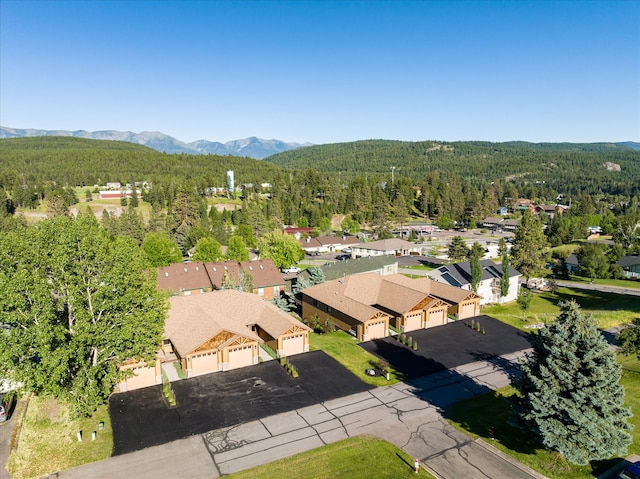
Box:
[552,280,640,297]
[58,349,545,479]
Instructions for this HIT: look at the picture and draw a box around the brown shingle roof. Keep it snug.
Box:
[165,290,310,356]
[239,259,285,288]
[157,262,213,294]
[303,272,457,321]
[383,274,479,303]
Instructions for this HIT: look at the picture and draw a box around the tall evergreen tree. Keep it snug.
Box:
[469,242,484,293]
[448,236,469,261]
[500,252,510,301]
[515,300,632,465]
[511,210,549,279]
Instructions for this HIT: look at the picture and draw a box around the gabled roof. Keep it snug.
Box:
[382,274,478,304]
[239,259,285,288]
[165,290,310,356]
[299,235,360,249]
[302,272,457,322]
[618,255,640,267]
[300,255,398,282]
[157,262,212,294]
[158,259,285,293]
[354,238,421,251]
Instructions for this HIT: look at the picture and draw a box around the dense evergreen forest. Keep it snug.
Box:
[266,140,640,197]
[1,136,639,250]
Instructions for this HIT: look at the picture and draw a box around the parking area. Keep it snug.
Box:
[359,315,531,379]
[109,350,372,455]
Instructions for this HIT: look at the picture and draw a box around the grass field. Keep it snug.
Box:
[226,436,435,479]
[483,287,640,331]
[448,355,640,479]
[309,331,405,386]
[8,396,112,479]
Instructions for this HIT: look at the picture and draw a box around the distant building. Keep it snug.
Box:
[227,170,234,194]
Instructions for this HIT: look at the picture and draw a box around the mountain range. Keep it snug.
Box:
[0,127,312,159]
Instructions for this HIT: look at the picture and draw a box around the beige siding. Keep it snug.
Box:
[459,301,478,319]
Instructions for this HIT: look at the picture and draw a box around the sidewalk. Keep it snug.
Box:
[58,349,544,479]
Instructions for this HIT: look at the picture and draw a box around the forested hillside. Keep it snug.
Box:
[265,140,640,197]
[0,136,284,186]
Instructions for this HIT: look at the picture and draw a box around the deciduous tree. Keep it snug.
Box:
[0,214,167,417]
[142,232,183,267]
[258,230,304,269]
[192,237,223,262]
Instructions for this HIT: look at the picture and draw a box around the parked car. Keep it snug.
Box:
[341,247,352,254]
[0,392,15,422]
[305,250,321,256]
[617,461,640,479]
[281,266,301,274]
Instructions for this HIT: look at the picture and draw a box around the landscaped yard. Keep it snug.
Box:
[226,435,435,479]
[448,354,640,479]
[483,287,640,331]
[309,331,405,386]
[8,395,113,479]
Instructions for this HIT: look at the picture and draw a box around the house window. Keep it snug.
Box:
[273,286,279,294]
[313,299,319,307]
[327,306,332,314]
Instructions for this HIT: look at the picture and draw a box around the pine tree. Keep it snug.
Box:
[515,300,632,465]
[448,236,469,261]
[500,252,510,301]
[510,210,549,279]
[308,267,326,286]
[469,242,483,293]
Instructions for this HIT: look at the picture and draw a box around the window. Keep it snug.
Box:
[258,287,264,296]
[327,306,332,314]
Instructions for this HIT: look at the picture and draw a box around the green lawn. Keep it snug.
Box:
[483,287,640,331]
[309,331,405,386]
[448,355,640,479]
[226,436,435,479]
[8,396,113,479]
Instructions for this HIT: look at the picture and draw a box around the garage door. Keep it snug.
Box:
[191,352,218,377]
[228,345,255,370]
[125,365,156,391]
[366,320,387,340]
[459,302,477,319]
[425,309,445,328]
[404,314,422,332]
[282,335,305,356]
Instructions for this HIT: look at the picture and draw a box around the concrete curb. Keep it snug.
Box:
[474,438,549,479]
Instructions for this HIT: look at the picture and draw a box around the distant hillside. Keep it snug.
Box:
[0,126,311,159]
[0,136,285,186]
[264,139,640,197]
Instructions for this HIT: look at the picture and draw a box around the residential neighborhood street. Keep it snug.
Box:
[57,348,543,479]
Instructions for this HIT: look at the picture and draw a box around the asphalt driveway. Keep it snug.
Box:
[360,315,531,379]
[110,350,372,455]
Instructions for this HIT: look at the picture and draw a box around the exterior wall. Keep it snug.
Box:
[302,298,362,334]
[254,284,284,300]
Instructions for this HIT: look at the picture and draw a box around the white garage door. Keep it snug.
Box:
[366,321,386,340]
[282,335,305,357]
[228,345,255,370]
[125,365,156,391]
[404,315,422,332]
[191,352,218,377]
[460,302,477,319]
[425,309,445,328]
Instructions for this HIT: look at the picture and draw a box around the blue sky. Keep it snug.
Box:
[1,0,638,144]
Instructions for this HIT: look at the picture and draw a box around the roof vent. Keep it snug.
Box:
[196,266,199,271]
[249,266,253,271]
[165,272,169,277]
[184,268,188,273]
[213,267,217,272]
[260,265,263,269]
